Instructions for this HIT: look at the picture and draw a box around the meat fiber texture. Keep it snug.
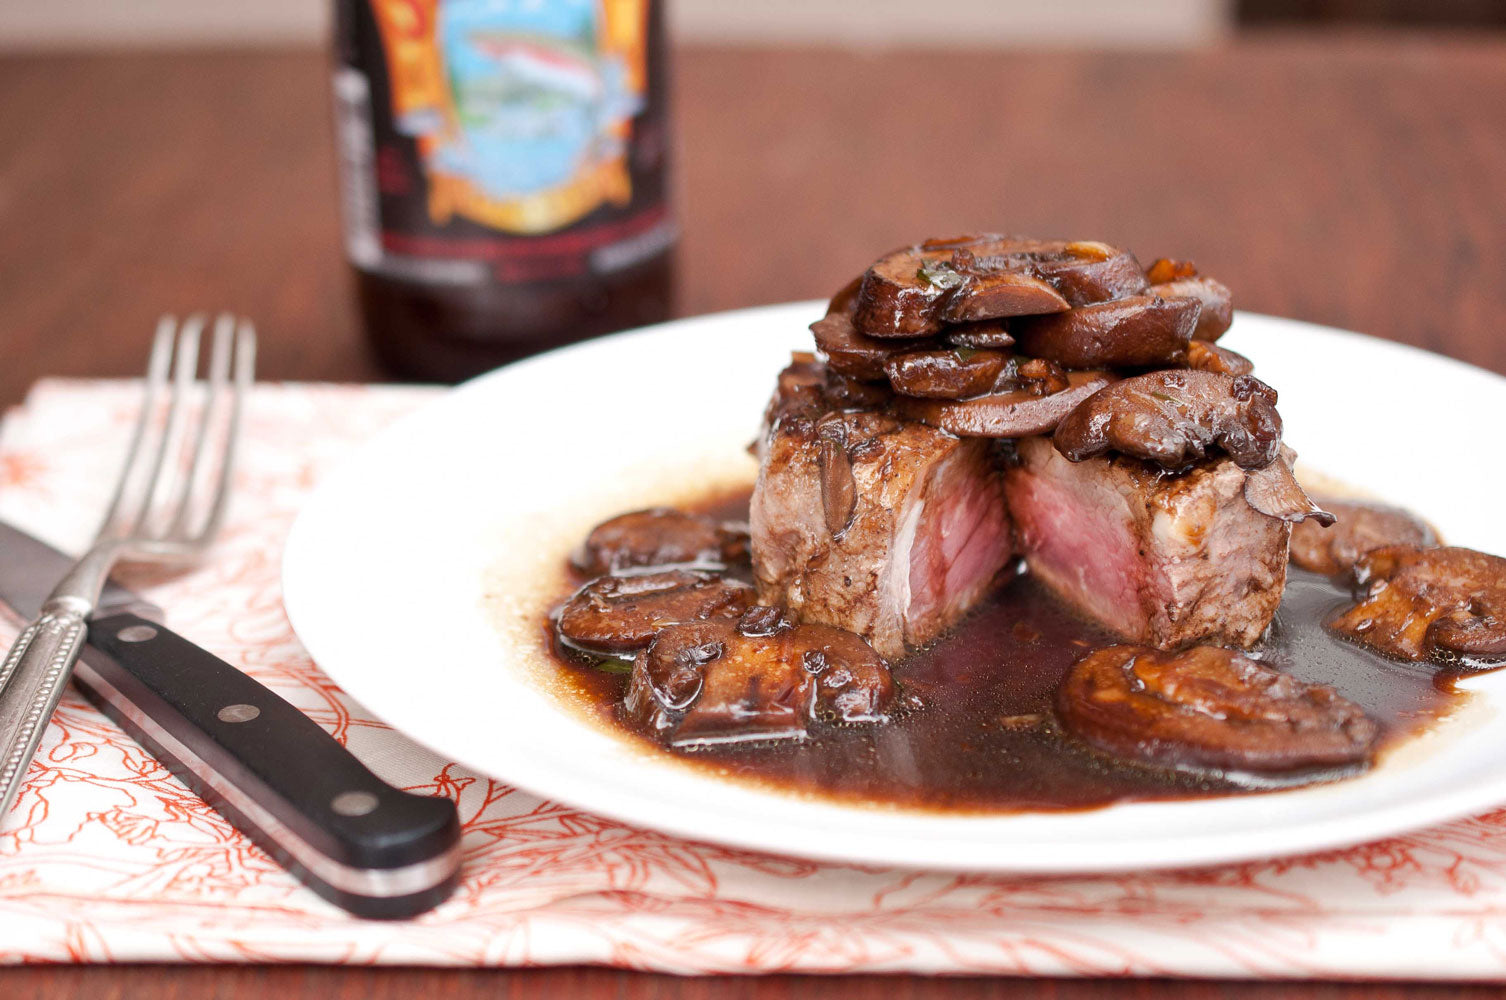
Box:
[1004,436,1290,650]
[750,378,1015,661]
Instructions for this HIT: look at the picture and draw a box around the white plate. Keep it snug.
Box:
[283,303,1506,874]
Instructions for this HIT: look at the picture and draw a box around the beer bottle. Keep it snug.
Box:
[331,0,675,381]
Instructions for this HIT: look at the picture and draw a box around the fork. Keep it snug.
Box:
[0,313,254,817]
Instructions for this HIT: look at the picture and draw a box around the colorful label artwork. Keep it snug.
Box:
[370,0,649,234]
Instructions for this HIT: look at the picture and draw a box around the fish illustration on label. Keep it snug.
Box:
[370,0,649,234]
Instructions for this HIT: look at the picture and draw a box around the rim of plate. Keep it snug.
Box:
[283,302,1506,874]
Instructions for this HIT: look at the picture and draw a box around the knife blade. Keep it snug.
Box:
[0,521,461,919]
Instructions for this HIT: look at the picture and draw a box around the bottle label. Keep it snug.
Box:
[345,0,671,285]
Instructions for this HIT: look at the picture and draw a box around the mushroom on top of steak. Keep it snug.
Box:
[1057,644,1379,774]
[1144,258,1234,341]
[811,309,936,382]
[1011,294,1201,369]
[815,235,1238,422]
[556,570,755,657]
[1289,499,1439,577]
[1054,370,1284,471]
[942,319,1015,349]
[1185,340,1254,376]
[572,508,749,576]
[1242,446,1335,525]
[895,369,1114,437]
[883,347,1014,399]
[853,237,1075,337]
[1328,546,1506,665]
[624,606,896,747]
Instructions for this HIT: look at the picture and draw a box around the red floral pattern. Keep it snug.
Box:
[1,379,1505,977]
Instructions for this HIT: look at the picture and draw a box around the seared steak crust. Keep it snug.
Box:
[751,361,1015,659]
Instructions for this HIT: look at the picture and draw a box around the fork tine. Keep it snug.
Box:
[130,314,204,538]
[96,316,177,542]
[194,318,256,544]
[166,314,235,537]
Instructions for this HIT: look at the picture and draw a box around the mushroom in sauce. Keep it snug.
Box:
[1290,500,1439,577]
[625,606,896,746]
[557,570,755,656]
[572,508,750,576]
[1056,644,1379,774]
[1328,546,1506,666]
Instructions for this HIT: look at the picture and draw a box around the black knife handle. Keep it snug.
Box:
[76,611,461,919]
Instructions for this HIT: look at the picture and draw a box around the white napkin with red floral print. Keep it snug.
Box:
[2,378,1506,977]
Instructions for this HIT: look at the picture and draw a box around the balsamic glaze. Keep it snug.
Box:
[547,488,1465,814]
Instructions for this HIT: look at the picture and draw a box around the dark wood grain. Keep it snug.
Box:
[0,30,1504,999]
[9,966,1506,1000]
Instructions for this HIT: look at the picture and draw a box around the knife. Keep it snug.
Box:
[0,521,461,919]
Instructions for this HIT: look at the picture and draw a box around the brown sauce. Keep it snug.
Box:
[547,488,1468,814]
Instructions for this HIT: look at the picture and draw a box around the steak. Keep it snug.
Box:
[750,359,1015,659]
[1003,436,1290,649]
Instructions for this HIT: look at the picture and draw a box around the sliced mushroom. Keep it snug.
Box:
[1020,240,1149,306]
[1011,294,1201,368]
[800,622,896,723]
[1150,276,1233,341]
[1328,546,1506,665]
[1290,499,1439,577]
[853,237,1077,337]
[624,609,895,746]
[557,570,755,656]
[1016,357,1070,395]
[1053,370,1283,471]
[817,436,858,536]
[896,369,1114,438]
[948,238,1147,311]
[1243,446,1335,525]
[810,310,935,382]
[826,275,863,317]
[1185,339,1254,376]
[883,348,1013,399]
[942,319,1015,349]
[919,233,994,251]
[572,508,750,576]
[938,267,1072,325]
[853,246,972,337]
[1057,644,1379,774]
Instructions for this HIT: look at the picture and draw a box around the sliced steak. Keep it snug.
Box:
[751,362,1016,659]
[1004,436,1290,649]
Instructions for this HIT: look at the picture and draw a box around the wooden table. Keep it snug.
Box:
[3,31,1505,999]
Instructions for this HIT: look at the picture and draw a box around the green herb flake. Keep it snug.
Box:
[916,262,963,289]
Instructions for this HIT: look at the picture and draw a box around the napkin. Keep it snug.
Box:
[2,378,1506,978]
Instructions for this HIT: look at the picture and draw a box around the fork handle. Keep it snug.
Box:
[0,605,88,817]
